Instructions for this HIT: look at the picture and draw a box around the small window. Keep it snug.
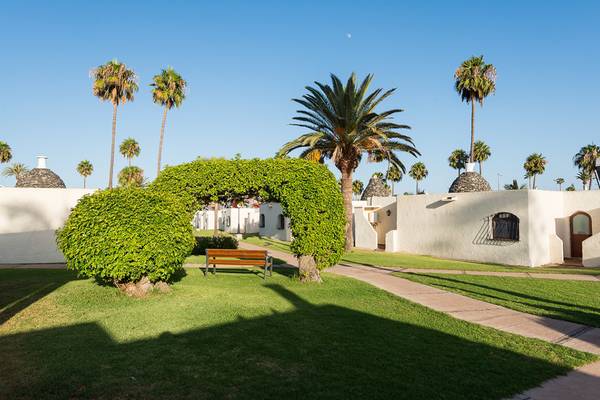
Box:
[226,216,231,227]
[572,213,592,235]
[277,214,285,230]
[492,212,519,241]
[259,214,265,228]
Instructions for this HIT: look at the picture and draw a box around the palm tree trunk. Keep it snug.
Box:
[479,161,482,175]
[157,106,168,177]
[213,203,219,236]
[83,176,87,189]
[109,103,118,188]
[470,99,475,163]
[416,180,419,194]
[533,175,537,189]
[340,167,354,251]
[391,181,395,195]
[594,169,600,189]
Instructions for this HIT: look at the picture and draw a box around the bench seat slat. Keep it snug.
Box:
[206,249,267,258]
[207,258,267,266]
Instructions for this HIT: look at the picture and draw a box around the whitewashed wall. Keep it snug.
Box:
[0,188,96,264]
[258,203,292,241]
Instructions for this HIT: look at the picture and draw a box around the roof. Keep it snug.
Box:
[448,172,491,193]
[16,168,66,188]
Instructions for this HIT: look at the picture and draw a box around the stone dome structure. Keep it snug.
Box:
[16,156,66,188]
[448,172,491,193]
[361,175,391,200]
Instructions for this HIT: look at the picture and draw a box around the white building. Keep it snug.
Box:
[193,207,260,234]
[258,202,292,241]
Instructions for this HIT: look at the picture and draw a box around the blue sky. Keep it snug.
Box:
[1,0,599,193]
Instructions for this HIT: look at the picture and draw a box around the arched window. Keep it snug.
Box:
[492,212,519,241]
[277,214,285,230]
[259,214,265,228]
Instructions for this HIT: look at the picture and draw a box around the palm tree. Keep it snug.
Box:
[523,153,547,189]
[448,149,469,177]
[352,180,364,199]
[565,184,576,192]
[151,67,187,177]
[91,60,138,188]
[454,56,497,164]
[577,169,591,190]
[504,179,526,190]
[119,137,140,167]
[77,160,94,188]
[2,162,29,181]
[409,162,428,194]
[277,73,419,250]
[118,166,144,188]
[573,144,600,189]
[0,141,12,163]
[554,177,565,191]
[386,165,402,195]
[473,140,491,175]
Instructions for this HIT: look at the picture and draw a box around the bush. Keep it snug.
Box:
[192,235,239,255]
[57,188,195,283]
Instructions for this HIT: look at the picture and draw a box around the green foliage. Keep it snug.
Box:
[0,141,12,163]
[152,158,345,270]
[119,137,141,164]
[192,235,239,255]
[57,188,194,283]
[454,56,497,104]
[151,67,187,109]
[352,180,364,196]
[92,60,138,105]
[448,149,468,175]
[118,166,145,188]
[409,162,428,181]
[2,162,29,179]
[523,153,547,189]
[566,184,576,191]
[504,179,526,190]
[76,160,93,177]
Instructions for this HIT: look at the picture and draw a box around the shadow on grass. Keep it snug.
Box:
[405,273,600,328]
[0,284,585,400]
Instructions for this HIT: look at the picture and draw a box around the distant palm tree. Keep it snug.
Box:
[151,68,187,177]
[386,165,402,195]
[577,169,591,190]
[554,177,565,191]
[119,137,141,167]
[2,162,29,181]
[565,184,576,192]
[409,162,428,194]
[473,140,491,175]
[77,160,94,188]
[277,73,419,250]
[118,166,144,188]
[352,180,364,199]
[91,60,138,188]
[448,149,469,177]
[523,153,547,189]
[454,56,497,163]
[573,144,600,189]
[0,141,12,163]
[504,179,526,190]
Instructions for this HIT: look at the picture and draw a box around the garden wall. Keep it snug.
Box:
[0,187,95,264]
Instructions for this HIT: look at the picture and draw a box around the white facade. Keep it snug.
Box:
[359,190,600,267]
[0,187,96,264]
[193,207,260,234]
[258,202,292,241]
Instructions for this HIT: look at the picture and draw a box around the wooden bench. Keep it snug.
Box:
[204,249,273,279]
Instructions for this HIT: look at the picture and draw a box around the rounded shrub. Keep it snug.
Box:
[57,188,195,283]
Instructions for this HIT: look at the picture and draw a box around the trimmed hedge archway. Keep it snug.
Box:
[151,158,346,281]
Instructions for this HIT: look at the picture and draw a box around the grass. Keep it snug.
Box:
[241,236,600,276]
[0,268,596,399]
[397,272,600,328]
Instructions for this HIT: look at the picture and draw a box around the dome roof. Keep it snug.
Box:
[16,168,66,188]
[361,175,391,200]
[449,172,491,193]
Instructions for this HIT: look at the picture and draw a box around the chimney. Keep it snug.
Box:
[36,155,48,169]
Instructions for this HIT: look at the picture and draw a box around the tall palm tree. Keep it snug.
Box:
[573,144,600,189]
[91,60,138,188]
[448,149,468,177]
[454,56,497,164]
[523,153,547,189]
[118,166,144,188]
[409,162,428,194]
[473,140,491,175]
[277,73,419,250]
[565,184,576,192]
[77,160,94,188]
[2,162,29,181]
[386,164,402,195]
[577,169,591,190]
[119,137,140,167]
[554,177,565,191]
[0,141,12,163]
[352,180,364,199]
[504,179,526,190]
[151,67,187,177]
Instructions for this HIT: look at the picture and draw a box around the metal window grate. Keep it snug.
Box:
[492,212,519,241]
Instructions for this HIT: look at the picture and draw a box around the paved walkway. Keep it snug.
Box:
[0,263,66,269]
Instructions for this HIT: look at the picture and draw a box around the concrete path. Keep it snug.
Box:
[0,263,66,269]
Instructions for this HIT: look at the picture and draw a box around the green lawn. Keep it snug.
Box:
[398,272,600,328]
[0,268,596,399]
[241,236,600,276]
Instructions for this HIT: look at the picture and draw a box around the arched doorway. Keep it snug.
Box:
[570,211,592,258]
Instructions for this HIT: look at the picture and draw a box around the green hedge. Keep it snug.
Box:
[151,158,345,269]
[57,188,195,283]
[192,235,239,255]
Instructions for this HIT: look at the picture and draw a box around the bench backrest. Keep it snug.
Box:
[206,249,267,259]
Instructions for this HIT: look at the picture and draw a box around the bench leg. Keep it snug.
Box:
[213,264,216,275]
[204,259,208,277]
